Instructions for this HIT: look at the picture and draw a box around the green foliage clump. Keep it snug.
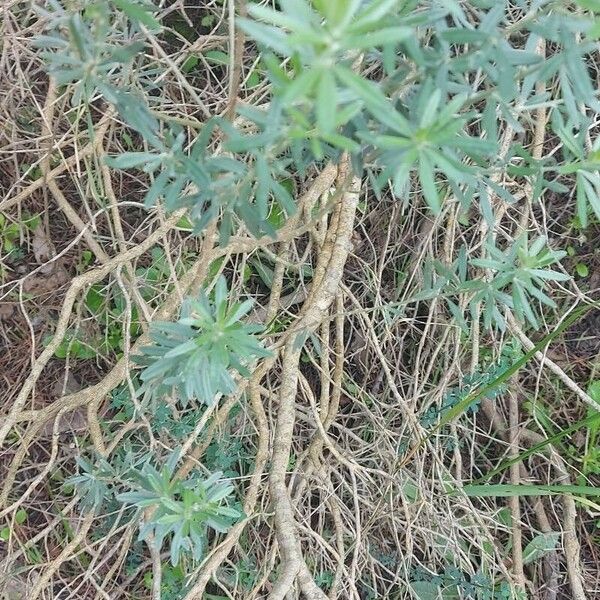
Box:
[470,235,569,330]
[136,276,270,406]
[117,454,240,566]
[37,0,591,333]
[419,236,567,331]
[37,0,600,247]
[420,344,521,428]
[68,450,240,566]
[410,564,520,600]
[34,0,600,593]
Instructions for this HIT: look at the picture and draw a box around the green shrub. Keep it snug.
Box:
[40,0,600,585]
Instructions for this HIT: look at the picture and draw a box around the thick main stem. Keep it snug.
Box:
[268,161,360,599]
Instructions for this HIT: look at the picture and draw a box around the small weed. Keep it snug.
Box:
[0,212,40,256]
[144,562,189,600]
[0,508,27,541]
[420,343,521,428]
[577,381,600,479]
[410,565,521,600]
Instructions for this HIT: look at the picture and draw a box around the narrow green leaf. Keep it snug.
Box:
[247,4,304,31]
[523,533,560,565]
[418,153,441,213]
[316,71,337,134]
[281,68,320,105]
[460,484,600,498]
[204,50,229,65]
[105,152,159,169]
[238,18,291,55]
[111,0,160,29]
[475,410,600,484]
[344,26,411,49]
[351,0,400,32]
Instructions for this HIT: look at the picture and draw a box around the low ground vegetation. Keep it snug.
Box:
[0,1,600,598]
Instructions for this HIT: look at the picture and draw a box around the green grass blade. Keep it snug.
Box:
[460,484,600,498]
[473,410,600,484]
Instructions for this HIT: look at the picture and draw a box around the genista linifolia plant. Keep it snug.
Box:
[38,0,600,574]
